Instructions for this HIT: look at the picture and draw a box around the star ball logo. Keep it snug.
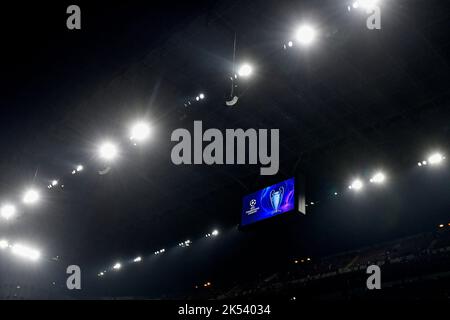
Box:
[246,199,259,216]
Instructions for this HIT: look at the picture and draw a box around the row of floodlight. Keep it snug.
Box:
[0,121,153,224]
[347,153,445,193]
[0,239,41,262]
[98,229,219,277]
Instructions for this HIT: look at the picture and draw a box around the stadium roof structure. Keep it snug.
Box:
[0,0,449,298]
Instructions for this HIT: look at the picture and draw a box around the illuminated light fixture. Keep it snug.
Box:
[155,248,166,255]
[348,179,364,191]
[334,192,339,196]
[353,0,380,10]
[23,189,39,205]
[199,93,205,100]
[11,244,41,261]
[1,204,16,220]
[196,96,200,101]
[370,172,386,184]
[417,162,422,167]
[427,153,445,166]
[295,25,317,46]
[211,230,219,237]
[237,63,253,78]
[76,165,84,172]
[307,258,311,261]
[439,224,444,228]
[112,263,122,270]
[179,240,191,248]
[98,272,105,277]
[288,41,293,47]
[0,239,9,250]
[130,122,151,142]
[133,256,142,263]
[99,142,118,161]
[422,161,427,165]
[51,180,59,187]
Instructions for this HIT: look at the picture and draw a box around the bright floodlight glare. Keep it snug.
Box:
[99,142,118,161]
[238,63,253,78]
[1,204,16,220]
[199,93,205,100]
[51,180,59,186]
[354,0,379,10]
[76,165,84,172]
[113,263,122,270]
[133,256,142,263]
[295,25,317,46]
[11,244,41,261]
[130,122,151,142]
[211,230,219,237]
[370,172,386,184]
[0,239,9,250]
[349,179,364,191]
[23,189,39,205]
[428,153,444,166]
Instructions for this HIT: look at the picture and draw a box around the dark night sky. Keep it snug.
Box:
[0,0,449,298]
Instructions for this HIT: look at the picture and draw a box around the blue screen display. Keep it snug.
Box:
[241,178,295,227]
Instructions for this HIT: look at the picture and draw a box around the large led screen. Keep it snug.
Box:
[241,178,295,227]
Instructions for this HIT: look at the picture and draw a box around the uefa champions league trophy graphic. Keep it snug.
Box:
[270,187,284,213]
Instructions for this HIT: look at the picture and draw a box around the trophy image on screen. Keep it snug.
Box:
[270,187,284,213]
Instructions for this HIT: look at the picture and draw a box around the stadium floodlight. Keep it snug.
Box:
[237,63,253,78]
[211,230,219,237]
[439,224,444,228]
[51,180,59,186]
[1,204,16,220]
[199,93,205,100]
[130,122,151,142]
[348,179,364,191]
[113,262,122,270]
[23,189,39,205]
[295,24,317,46]
[427,152,445,166]
[98,272,105,277]
[11,244,41,261]
[0,239,9,250]
[370,172,386,184]
[133,256,142,263]
[76,165,84,172]
[353,0,380,11]
[99,142,118,161]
